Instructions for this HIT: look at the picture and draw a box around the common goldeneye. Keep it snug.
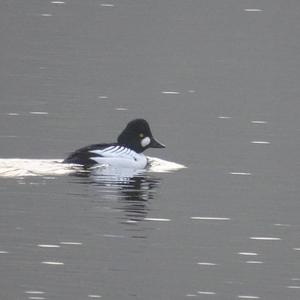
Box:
[63,119,165,169]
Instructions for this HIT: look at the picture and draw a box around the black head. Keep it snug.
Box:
[117,119,165,153]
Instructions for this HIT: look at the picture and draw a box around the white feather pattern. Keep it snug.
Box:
[89,146,147,169]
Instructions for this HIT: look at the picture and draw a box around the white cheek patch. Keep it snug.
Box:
[141,137,151,148]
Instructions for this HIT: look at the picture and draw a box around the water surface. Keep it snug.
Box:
[1,0,300,299]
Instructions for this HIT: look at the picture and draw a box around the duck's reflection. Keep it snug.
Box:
[72,168,162,222]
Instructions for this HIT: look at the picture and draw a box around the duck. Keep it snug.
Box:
[63,119,165,169]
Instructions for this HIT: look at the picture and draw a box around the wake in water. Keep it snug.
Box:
[0,157,186,178]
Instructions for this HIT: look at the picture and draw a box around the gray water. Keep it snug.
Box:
[1,0,300,299]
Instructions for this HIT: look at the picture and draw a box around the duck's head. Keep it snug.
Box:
[117,119,165,153]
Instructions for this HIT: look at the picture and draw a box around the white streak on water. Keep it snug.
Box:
[125,220,138,223]
[25,291,45,295]
[100,3,115,7]
[218,116,232,119]
[238,252,258,256]
[293,248,300,251]
[7,113,20,116]
[88,295,102,298]
[40,14,52,17]
[0,157,186,177]
[41,261,64,265]
[251,121,267,124]
[147,156,186,173]
[30,112,49,115]
[197,262,217,266]
[38,244,60,248]
[250,237,281,240]
[245,261,264,264]
[251,141,270,144]
[103,234,125,238]
[144,217,171,222]
[98,96,108,99]
[244,9,263,12]
[0,135,17,138]
[230,172,252,175]
[0,251,8,254]
[186,294,197,297]
[287,286,300,289]
[161,91,180,94]
[115,107,128,111]
[190,217,230,221]
[28,297,45,300]
[238,296,260,299]
[274,223,291,227]
[60,242,82,245]
[197,291,216,295]
[51,1,65,4]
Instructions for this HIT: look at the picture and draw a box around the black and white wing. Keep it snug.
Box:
[63,143,116,167]
[63,144,147,169]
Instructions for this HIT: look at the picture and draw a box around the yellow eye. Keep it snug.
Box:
[139,133,144,138]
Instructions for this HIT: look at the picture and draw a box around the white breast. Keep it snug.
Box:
[89,146,148,169]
